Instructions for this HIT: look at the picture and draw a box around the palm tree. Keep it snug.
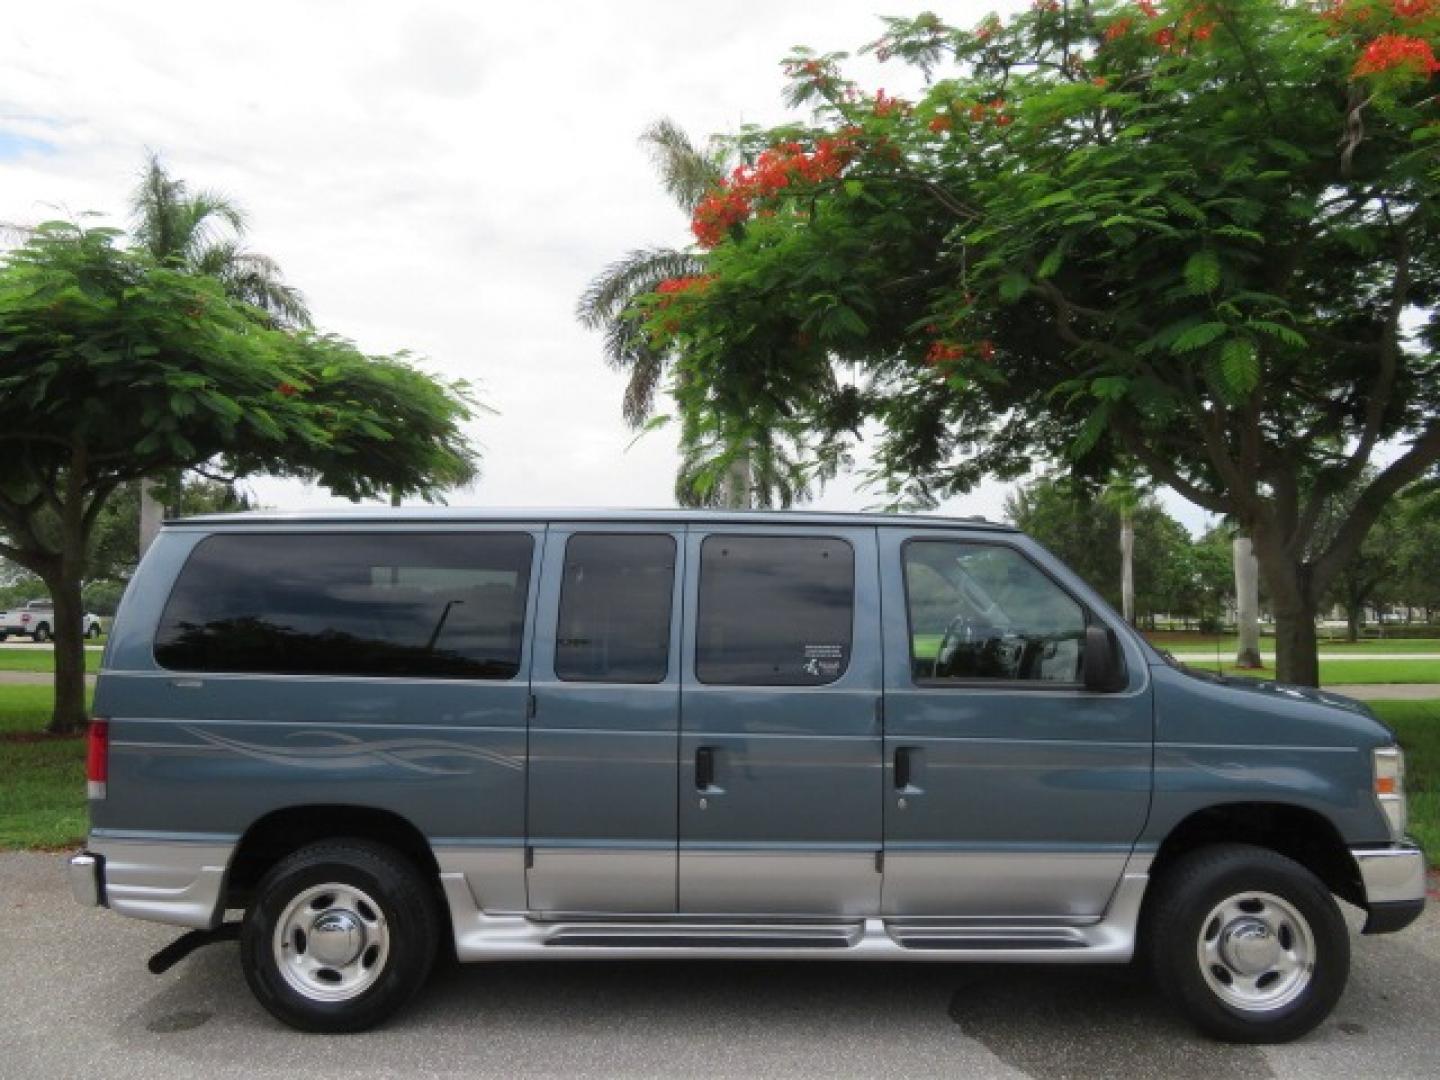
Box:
[1101,470,1150,626]
[131,154,312,546]
[577,121,825,510]
[131,153,311,328]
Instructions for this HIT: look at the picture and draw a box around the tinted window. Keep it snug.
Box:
[696,535,853,686]
[905,541,1085,683]
[555,534,675,683]
[156,532,534,679]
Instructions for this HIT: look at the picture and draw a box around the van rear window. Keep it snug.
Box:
[154,532,534,679]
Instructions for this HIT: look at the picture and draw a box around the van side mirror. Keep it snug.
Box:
[1083,624,1127,693]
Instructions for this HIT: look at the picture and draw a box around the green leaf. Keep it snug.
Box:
[1090,376,1129,401]
[1170,321,1228,353]
[1037,243,1065,280]
[1032,190,1077,209]
[1184,250,1220,295]
[998,272,1029,303]
[1220,339,1259,395]
[1246,320,1306,348]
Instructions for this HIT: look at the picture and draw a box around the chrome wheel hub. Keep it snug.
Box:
[1197,891,1314,1012]
[273,883,389,1002]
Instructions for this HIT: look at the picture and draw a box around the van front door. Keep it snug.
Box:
[678,527,883,916]
[526,526,684,914]
[878,530,1153,918]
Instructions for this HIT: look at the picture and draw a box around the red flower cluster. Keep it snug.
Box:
[1392,0,1436,19]
[874,89,910,117]
[926,341,966,364]
[655,275,714,300]
[1106,16,1134,40]
[925,339,996,366]
[928,114,954,133]
[690,137,856,247]
[692,190,751,247]
[1138,0,1159,17]
[967,98,1014,126]
[276,382,298,397]
[1353,33,1440,77]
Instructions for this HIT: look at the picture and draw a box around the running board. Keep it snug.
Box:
[440,871,1149,964]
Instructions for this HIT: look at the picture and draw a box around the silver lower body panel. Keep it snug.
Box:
[82,837,232,929]
[441,865,1150,964]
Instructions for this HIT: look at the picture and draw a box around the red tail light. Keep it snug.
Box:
[86,719,109,799]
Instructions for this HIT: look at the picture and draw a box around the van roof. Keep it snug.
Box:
[167,507,1016,532]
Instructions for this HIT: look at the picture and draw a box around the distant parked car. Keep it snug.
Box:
[0,599,103,642]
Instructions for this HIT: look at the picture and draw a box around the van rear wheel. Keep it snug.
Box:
[240,839,439,1032]
[1145,843,1348,1043]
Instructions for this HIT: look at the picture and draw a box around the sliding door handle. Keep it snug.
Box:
[894,747,915,790]
[695,746,716,791]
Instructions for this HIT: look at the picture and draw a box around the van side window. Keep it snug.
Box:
[695,535,853,686]
[555,534,675,683]
[904,541,1085,684]
[154,532,534,679]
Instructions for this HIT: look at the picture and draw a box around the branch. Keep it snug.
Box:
[1313,423,1440,592]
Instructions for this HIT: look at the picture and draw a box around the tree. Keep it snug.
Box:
[634,1,1440,685]
[577,121,842,507]
[1101,471,1148,623]
[132,154,310,329]
[130,154,311,548]
[1325,514,1400,639]
[1004,474,1195,621]
[0,222,477,733]
[1391,488,1440,619]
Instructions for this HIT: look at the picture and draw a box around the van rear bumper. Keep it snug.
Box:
[1353,840,1427,934]
[65,837,232,930]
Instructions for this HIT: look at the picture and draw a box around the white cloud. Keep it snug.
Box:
[0,0,1216,535]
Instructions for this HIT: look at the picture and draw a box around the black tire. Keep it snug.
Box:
[32,624,50,643]
[1145,843,1349,1043]
[240,839,440,1033]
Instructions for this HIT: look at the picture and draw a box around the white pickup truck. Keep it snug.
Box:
[0,600,103,642]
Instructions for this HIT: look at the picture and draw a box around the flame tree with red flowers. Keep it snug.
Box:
[631,0,1440,687]
[577,120,847,508]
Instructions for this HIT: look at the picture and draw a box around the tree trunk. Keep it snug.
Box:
[1345,604,1361,643]
[139,478,165,556]
[1233,535,1262,668]
[1119,513,1135,625]
[722,448,751,510]
[1271,603,1321,687]
[45,567,89,736]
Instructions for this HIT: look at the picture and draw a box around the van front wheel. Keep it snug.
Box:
[240,839,439,1032]
[1145,843,1349,1043]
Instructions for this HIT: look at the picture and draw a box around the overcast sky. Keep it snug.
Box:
[0,0,1217,533]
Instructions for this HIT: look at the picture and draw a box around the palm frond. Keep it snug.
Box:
[640,118,727,214]
[576,247,702,328]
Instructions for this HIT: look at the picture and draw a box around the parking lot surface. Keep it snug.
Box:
[2,853,1437,1079]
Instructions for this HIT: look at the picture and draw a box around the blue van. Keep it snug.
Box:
[67,509,1424,1040]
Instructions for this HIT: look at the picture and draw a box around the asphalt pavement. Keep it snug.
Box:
[2,853,1438,1079]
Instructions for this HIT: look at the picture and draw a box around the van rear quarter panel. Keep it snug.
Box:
[91,526,539,849]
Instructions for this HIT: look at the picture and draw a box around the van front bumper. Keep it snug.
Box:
[1353,840,1428,934]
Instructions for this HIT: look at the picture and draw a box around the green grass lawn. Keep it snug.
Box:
[912,635,1439,685]
[1148,632,1440,654]
[1371,700,1440,860]
[1177,658,1440,685]
[0,648,103,674]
